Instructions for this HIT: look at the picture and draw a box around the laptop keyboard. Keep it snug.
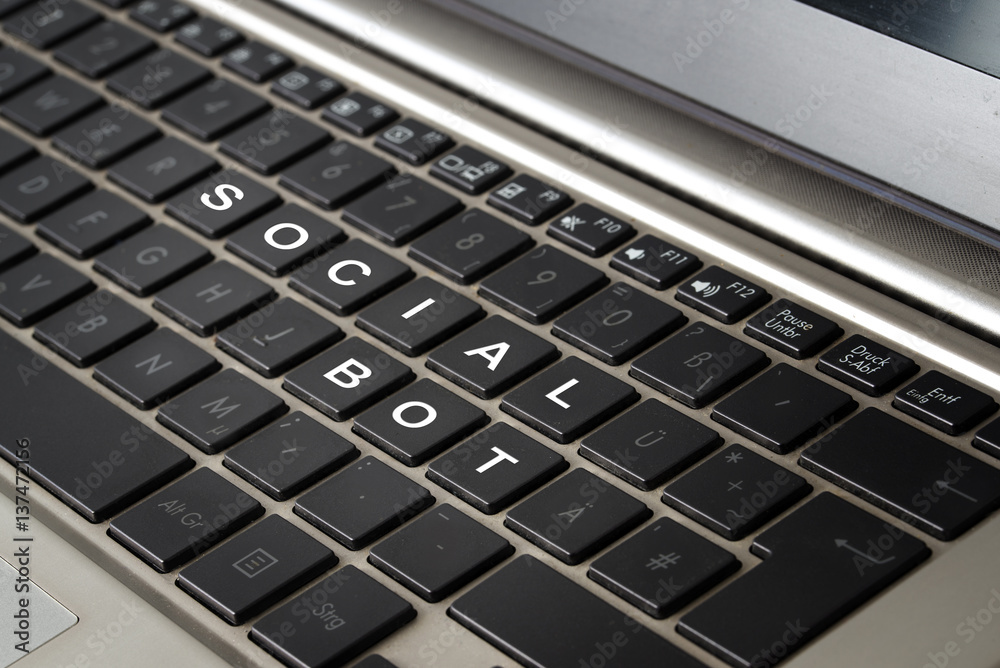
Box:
[0,1,999,667]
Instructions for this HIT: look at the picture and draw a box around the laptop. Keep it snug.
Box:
[1,0,999,665]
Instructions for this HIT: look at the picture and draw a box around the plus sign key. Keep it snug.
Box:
[662,445,811,540]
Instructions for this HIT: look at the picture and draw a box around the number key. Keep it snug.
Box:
[478,245,608,324]
[408,208,533,284]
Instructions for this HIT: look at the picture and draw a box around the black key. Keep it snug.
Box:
[506,468,650,565]
[712,364,857,454]
[0,329,192,522]
[216,297,342,378]
[553,282,686,365]
[479,245,609,324]
[663,444,811,540]
[224,411,358,500]
[93,328,220,409]
[375,117,453,165]
[426,423,568,515]
[744,298,843,359]
[677,266,771,324]
[974,418,1000,460]
[610,233,702,290]
[93,224,212,296]
[1,76,103,136]
[678,493,929,668]
[225,203,345,276]
[163,78,270,141]
[129,0,194,33]
[589,517,740,619]
[96,0,137,8]
[816,334,919,396]
[271,66,343,109]
[251,567,415,668]
[630,322,770,408]
[108,468,263,572]
[106,48,210,109]
[0,253,93,326]
[54,21,155,79]
[893,370,998,435]
[288,239,413,316]
[0,48,49,101]
[426,315,560,399]
[580,399,722,491]
[177,515,337,625]
[369,504,513,601]
[221,40,292,83]
[501,356,639,444]
[354,658,398,668]
[295,456,433,549]
[408,208,533,285]
[451,555,707,668]
[322,91,397,136]
[353,378,489,466]
[174,17,241,57]
[52,106,162,169]
[153,260,276,336]
[36,190,151,258]
[283,337,414,421]
[219,109,331,175]
[3,1,100,49]
[0,221,36,271]
[165,170,281,239]
[341,173,463,246]
[33,290,156,366]
[279,140,395,210]
[548,203,636,257]
[800,408,1000,540]
[0,128,36,171]
[430,145,511,195]
[487,174,572,226]
[108,136,217,202]
[0,156,92,222]
[157,368,287,453]
[357,276,485,356]
[0,0,30,19]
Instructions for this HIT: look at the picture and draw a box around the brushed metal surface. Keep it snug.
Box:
[0,0,998,667]
[275,0,1000,345]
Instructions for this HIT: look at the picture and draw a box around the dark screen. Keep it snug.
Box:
[796,0,1000,78]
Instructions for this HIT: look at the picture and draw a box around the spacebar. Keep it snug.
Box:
[0,330,192,522]
[449,555,707,668]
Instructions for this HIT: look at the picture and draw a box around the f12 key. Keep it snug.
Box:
[677,266,770,324]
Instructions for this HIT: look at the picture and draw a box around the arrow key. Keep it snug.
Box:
[678,493,929,667]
